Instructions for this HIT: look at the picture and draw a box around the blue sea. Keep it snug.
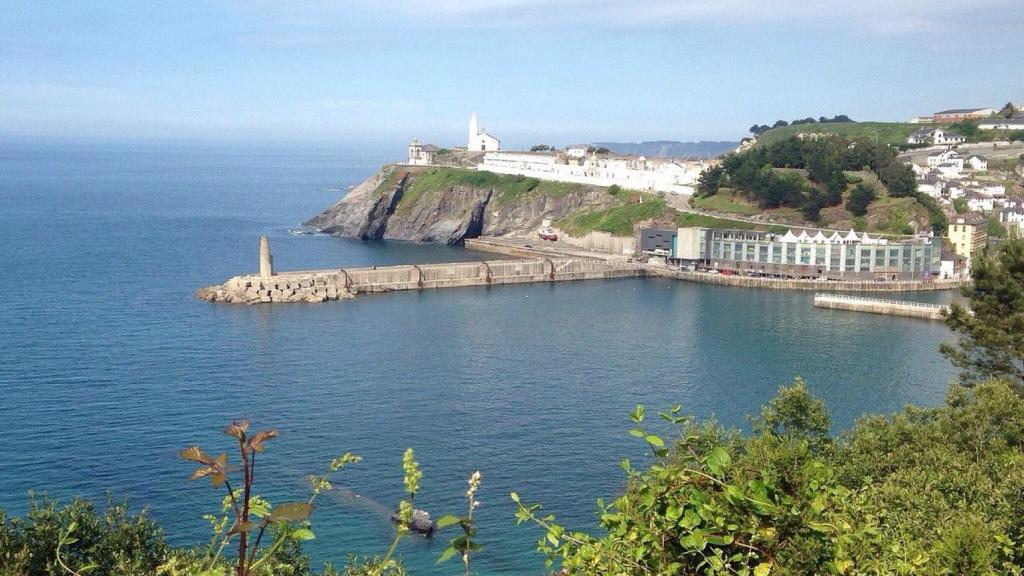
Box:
[0,138,958,574]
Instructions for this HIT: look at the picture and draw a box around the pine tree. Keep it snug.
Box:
[941,235,1024,389]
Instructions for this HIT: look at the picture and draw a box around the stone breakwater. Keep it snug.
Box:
[196,257,646,304]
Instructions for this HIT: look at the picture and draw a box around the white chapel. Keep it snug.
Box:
[468,113,500,152]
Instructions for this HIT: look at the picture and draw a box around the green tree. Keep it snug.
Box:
[845,183,876,216]
[942,235,1024,388]
[696,165,725,197]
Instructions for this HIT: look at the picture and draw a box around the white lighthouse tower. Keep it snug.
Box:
[468,113,479,147]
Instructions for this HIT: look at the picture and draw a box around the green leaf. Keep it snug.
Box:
[645,434,665,448]
[291,528,315,541]
[754,562,772,576]
[704,447,731,476]
[437,546,459,563]
[436,515,462,529]
[630,404,645,423]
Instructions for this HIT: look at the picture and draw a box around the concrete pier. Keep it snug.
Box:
[197,257,646,304]
[813,293,949,320]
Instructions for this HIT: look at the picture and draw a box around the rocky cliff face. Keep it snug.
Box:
[305,165,622,244]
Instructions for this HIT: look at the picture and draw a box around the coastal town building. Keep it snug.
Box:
[1000,207,1024,237]
[642,227,941,281]
[939,250,968,279]
[406,139,439,166]
[909,128,966,146]
[967,155,988,171]
[966,193,996,213]
[977,118,1024,130]
[468,113,500,152]
[932,108,998,123]
[927,149,963,170]
[479,149,704,195]
[948,214,988,272]
[916,174,943,198]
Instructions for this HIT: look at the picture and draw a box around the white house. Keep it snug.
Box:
[910,128,966,145]
[933,128,966,145]
[966,193,996,213]
[907,128,934,144]
[916,175,942,198]
[927,149,963,170]
[940,250,967,279]
[977,183,1006,197]
[967,155,988,171]
[406,139,438,166]
[999,207,1024,225]
[936,163,963,178]
[946,182,966,199]
[565,145,590,159]
[467,113,500,152]
[978,118,1024,130]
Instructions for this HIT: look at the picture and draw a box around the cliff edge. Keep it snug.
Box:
[305,165,626,243]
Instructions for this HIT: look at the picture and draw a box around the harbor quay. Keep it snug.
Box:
[197,235,967,305]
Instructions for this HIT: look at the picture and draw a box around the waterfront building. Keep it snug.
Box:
[948,214,988,273]
[642,227,941,281]
[940,250,968,279]
[468,113,500,152]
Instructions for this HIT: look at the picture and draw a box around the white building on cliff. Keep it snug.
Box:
[468,113,500,152]
[480,149,705,195]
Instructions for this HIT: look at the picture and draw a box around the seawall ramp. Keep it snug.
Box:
[813,293,949,320]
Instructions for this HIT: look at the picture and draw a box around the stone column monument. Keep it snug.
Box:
[259,235,273,278]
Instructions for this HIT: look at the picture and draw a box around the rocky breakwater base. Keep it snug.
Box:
[196,272,355,304]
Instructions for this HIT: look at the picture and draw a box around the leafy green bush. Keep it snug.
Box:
[514,378,1024,574]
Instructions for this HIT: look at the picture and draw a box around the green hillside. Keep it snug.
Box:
[756,122,920,147]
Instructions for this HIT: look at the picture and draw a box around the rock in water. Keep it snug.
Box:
[390,508,434,536]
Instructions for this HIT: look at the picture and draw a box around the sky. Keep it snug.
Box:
[2,0,1023,147]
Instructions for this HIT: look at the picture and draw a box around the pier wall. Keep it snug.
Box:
[813,293,949,320]
[197,257,645,304]
[648,267,967,292]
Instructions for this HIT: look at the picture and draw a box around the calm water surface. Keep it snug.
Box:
[0,138,958,574]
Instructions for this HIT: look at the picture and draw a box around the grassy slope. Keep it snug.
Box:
[556,192,667,236]
[756,122,921,147]
[395,167,585,214]
[691,189,761,215]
